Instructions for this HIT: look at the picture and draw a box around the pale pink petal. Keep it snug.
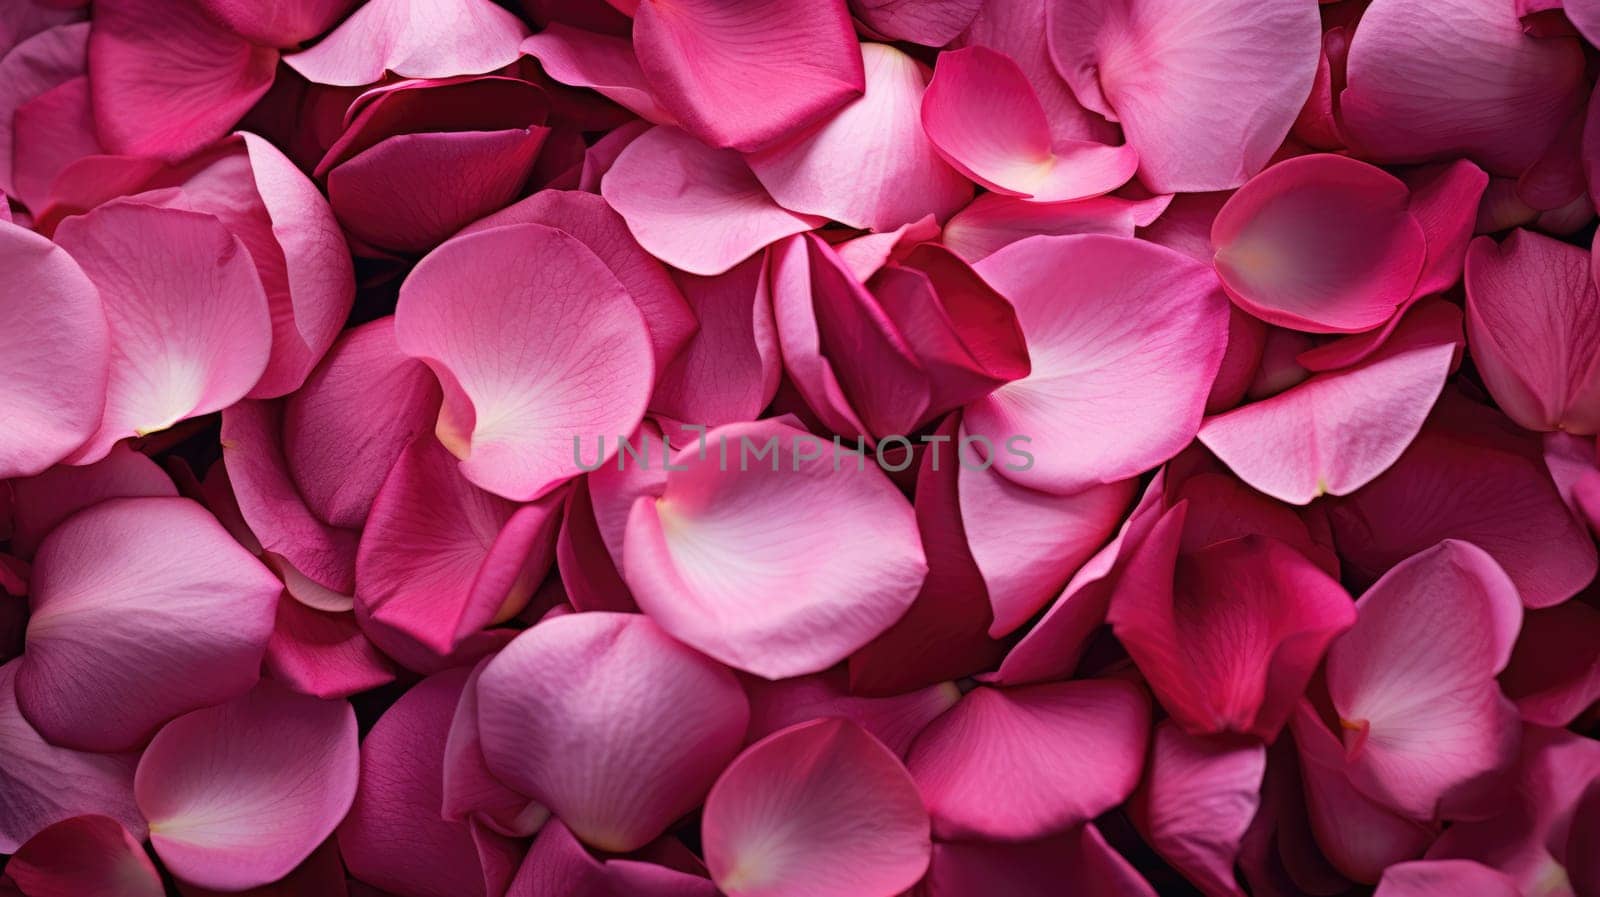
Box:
[1211,154,1427,333]
[1198,300,1462,504]
[87,0,277,160]
[941,192,1171,263]
[7,815,162,897]
[356,435,561,663]
[1328,396,1599,608]
[1500,599,1600,727]
[622,419,927,678]
[1130,723,1266,897]
[1047,0,1319,192]
[1465,228,1600,433]
[741,669,958,758]
[0,220,106,478]
[703,719,930,897]
[136,681,358,892]
[921,46,1137,202]
[282,317,441,529]
[193,0,357,48]
[339,669,521,897]
[1289,702,1438,883]
[520,25,675,125]
[851,0,980,45]
[907,680,1149,840]
[631,0,864,152]
[0,21,88,199]
[1108,507,1355,740]
[283,0,529,86]
[459,188,698,373]
[477,613,748,852]
[967,234,1230,494]
[1341,0,1586,176]
[959,458,1133,637]
[394,223,654,501]
[1326,540,1524,820]
[264,599,396,700]
[8,444,174,558]
[506,819,718,897]
[1373,861,1521,897]
[602,126,824,276]
[922,825,1157,897]
[442,655,546,836]
[54,201,271,463]
[748,43,971,231]
[18,497,280,751]
[651,253,781,426]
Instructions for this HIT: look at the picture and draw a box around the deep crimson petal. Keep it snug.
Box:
[741,669,958,758]
[7,815,163,897]
[1499,599,1600,727]
[921,825,1156,897]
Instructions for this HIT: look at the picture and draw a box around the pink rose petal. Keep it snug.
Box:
[284,0,529,86]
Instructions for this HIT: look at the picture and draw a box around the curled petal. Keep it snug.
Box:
[7,815,162,897]
[264,599,396,700]
[283,0,529,86]
[442,656,545,835]
[941,192,1170,263]
[521,25,676,125]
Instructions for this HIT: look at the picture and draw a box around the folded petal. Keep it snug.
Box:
[1500,599,1600,727]
[1326,540,1524,820]
[651,253,781,426]
[555,477,637,614]
[87,0,277,160]
[356,435,561,663]
[623,419,927,678]
[1405,160,1490,300]
[1047,0,1319,192]
[442,655,545,835]
[395,223,654,501]
[520,25,675,125]
[282,317,441,529]
[703,719,930,897]
[1327,398,1598,608]
[749,43,970,230]
[1109,508,1355,740]
[54,201,271,463]
[1211,154,1427,333]
[1130,724,1266,897]
[1198,300,1461,504]
[0,220,105,479]
[940,192,1170,263]
[959,458,1132,637]
[0,666,144,854]
[18,497,280,751]
[966,234,1230,494]
[908,679,1150,840]
[1340,0,1586,176]
[264,599,396,700]
[1465,228,1600,433]
[283,0,529,86]
[742,668,958,758]
[631,0,863,152]
[921,46,1136,202]
[506,819,718,897]
[602,126,824,276]
[7,815,163,897]
[339,669,521,897]
[477,613,746,852]
[922,825,1156,897]
[136,681,358,892]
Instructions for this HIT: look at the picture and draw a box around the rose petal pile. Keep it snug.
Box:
[2,0,1599,895]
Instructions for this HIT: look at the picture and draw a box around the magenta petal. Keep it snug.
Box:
[521,25,675,125]
[908,680,1150,840]
[1047,0,1319,192]
[623,419,927,678]
[87,0,277,160]
[477,613,747,852]
[1326,540,1524,820]
[921,46,1135,203]
[1211,154,1428,333]
[1465,228,1600,434]
[741,669,958,758]
[631,0,864,152]
[18,497,280,752]
[922,824,1156,897]
[55,201,272,463]
[603,125,825,276]
[1500,599,1600,727]
[442,655,546,836]
[136,681,358,892]
[1405,160,1490,300]
[651,253,781,427]
[941,192,1171,263]
[1198,300,1462,504]
[506,819,717,897]
[1341,0,1585,176]
[0,219,106,478]
[748,43,971,231]
[395,223,654,501]
[283,0,529,86]
[7,815,163,897]
[0,21,87,201]
[1109,508,1355,740]
[703,719,930,897]
[1130,724,1266,897]
[265,599,396,700]
[7,444,174,559]
[194,0,356,46]
[0,662,143,854]
[850,0,980,45]
[12,75,100,213]
[356,435,561,663]
[1373,861,1521,897]
[967,234,1230,494]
